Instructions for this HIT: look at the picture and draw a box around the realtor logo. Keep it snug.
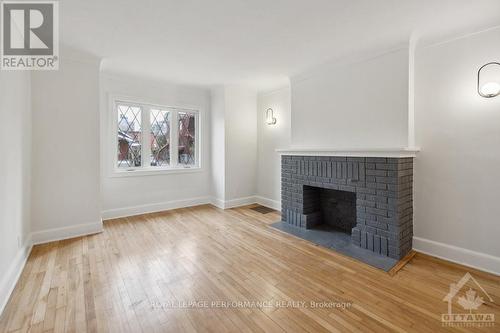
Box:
[1,0,58,70]
[442,272,495,328]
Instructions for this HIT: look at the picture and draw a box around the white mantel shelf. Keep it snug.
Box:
[275,147,420,158]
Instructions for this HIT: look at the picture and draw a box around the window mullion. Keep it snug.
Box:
[195,112,200,168]
[112,101,118,170]
[142,106,151,168]
[171,110,179,167]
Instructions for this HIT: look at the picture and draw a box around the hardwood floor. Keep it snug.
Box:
[1,204,499,332]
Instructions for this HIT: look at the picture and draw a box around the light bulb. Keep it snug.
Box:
[266,114,272,123]
[480,82,500,97]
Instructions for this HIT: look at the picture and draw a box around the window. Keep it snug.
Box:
[178,111,196,166]
[150,109,171,167]
[113,99,200,174]
[117,104,142,168]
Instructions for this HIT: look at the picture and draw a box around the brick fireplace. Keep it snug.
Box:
[281,155,414,259]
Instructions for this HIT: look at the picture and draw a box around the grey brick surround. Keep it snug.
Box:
[281,155,413,259]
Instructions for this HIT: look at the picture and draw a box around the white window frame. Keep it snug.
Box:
[109,95,202,177]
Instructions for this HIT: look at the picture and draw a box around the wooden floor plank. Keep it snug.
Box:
[1,204,498,332]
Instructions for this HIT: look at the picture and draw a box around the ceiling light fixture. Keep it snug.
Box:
[478,62,500,98]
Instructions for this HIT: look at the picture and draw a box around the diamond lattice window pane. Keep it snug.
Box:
[117,104,142,168]
[150,109,170,167]
[178,112,196,166]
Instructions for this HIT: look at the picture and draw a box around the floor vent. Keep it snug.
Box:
[250,205,275,214]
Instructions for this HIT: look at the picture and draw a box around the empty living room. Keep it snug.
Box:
[1,0,500,332]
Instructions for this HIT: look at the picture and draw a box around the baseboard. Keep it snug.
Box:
[223,196,257,209]
[31,221,103,245]
[210,197,226,209]
[255,196,281,211]
[102,195,269,218]
[102,196,211,220]
[0,239,33,315]
[210,196,260,209]
[413,236,500,276]
[211,196,281,210]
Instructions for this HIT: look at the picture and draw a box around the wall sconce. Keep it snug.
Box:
[265,108,277,125]
[478,62,500,98]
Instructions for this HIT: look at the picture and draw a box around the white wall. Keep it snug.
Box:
[100,73,212,218]
[0,71,32,312]
[290,48,409,149]
[224,86,258,202]
[413,27,500,274]
[210,87,226,205]
[209,85,258,207]
[256,87,291,209]
[31,54,102,243]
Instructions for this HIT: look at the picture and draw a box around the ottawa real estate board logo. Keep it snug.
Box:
[1,1,58,70]
[442,272,495,328]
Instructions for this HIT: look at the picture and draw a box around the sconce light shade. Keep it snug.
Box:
[478,62,500,98]
[265,108,277,125]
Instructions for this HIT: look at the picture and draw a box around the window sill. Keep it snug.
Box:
[109,166,203,178]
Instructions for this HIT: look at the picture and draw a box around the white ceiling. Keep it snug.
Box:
[60,0,500,91]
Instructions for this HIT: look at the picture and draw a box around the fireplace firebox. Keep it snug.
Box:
[302,186,356,234]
